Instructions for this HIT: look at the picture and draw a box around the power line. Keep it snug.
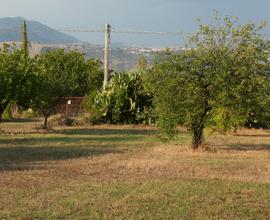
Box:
[57,28,193,36]
[57,28,103,33]
[0,27,191,36]
[2,27,270,38]
[112,29,192,36]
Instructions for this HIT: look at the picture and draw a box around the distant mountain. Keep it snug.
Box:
[4,41,162,71]
[0,17,80,44]
[0,17,177,70]
[21,42,159,70]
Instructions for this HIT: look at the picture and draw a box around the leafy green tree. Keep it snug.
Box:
[35,49,102,128]
[149,16,270,149]
[0,44,37,123]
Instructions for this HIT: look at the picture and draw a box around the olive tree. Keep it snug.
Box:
[0,44,37,123]
[149,16,270,149]
[35,49,102,128]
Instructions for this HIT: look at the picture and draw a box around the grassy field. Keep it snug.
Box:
[0,121,269,219]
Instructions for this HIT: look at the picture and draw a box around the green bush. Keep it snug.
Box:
[87,71,154,124]
[2,104,13,120]
[62,118,76,126]
[2,102,21,120]
[22,108,38,119]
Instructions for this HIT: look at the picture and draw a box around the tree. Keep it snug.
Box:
[0,22,37,123]
[35,49,102,128]
[31,74,61,129]
[0,44,37,123]
[149,16,270,149]
[21,20,29,57]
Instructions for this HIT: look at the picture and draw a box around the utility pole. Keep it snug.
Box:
[103,23,111,90]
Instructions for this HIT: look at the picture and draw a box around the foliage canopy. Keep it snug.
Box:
[89,71,154,124]
[34,49,102,128]
[148,16,270,148]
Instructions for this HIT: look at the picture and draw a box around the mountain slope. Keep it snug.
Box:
[0,17,79,44]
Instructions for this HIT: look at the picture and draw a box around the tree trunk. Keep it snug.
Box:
[44,115,48,129]
[42,109,51,129]
[191,124,204,150]
[191,110,208,150]
[0,105,4,124]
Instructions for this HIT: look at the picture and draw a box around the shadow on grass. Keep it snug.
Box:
[0,144,126,172]
[55,128,157,136]
[0,127,157,172]
[235,134,270,137]
[225,143,270,151]
[0,135,144,145]
[0,127,165,172]
[234,129,270,137]
[1,118,41,123]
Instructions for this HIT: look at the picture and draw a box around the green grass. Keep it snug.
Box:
[0,127,160,166]
[0,122,269,219]
[1,180,269,219]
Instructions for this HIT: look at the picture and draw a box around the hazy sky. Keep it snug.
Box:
[1,0,270,46]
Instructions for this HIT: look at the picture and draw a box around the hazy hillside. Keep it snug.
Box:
[0,17,167,70]
[0,41,166,71]
[0,17,79,44]
[29,43,159,71]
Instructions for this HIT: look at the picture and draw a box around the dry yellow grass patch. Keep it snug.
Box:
[1,125,269,185]
[0,123,270,219]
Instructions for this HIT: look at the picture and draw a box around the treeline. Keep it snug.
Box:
[90,16,270,149]
[0,45,103,128]
[1,16,270,149]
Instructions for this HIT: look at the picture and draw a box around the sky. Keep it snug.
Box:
[0,0,270,47]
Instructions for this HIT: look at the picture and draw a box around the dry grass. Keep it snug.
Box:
[0,121,269,219]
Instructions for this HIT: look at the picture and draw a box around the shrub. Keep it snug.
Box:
[62,118,76,126]
[87,71,154,124]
